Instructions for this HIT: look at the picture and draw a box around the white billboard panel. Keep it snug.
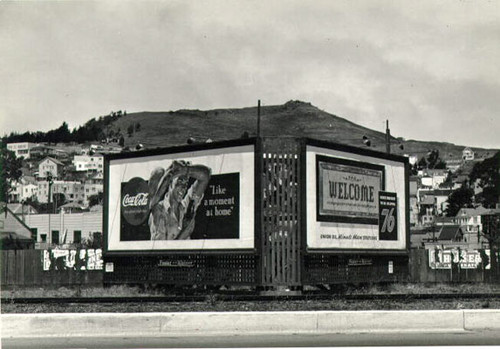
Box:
[106,144,255,251]
[307,144,407,251]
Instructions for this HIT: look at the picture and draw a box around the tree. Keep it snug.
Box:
[88,192,103,207]
[469,151,500,208]
[445,183,474,217]
[127,124,134,137]
[0,144,23,202]
[417,157,427,169]
[481,213,500,281]
[52,193,67,212]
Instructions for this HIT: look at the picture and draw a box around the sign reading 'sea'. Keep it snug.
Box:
[317,155,384,224]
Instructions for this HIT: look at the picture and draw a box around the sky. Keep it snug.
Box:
[1,1,499,149]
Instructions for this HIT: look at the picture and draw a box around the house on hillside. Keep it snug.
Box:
[445,159,462,173]
[58,202,86,214]
[433,189,453,215]
[0,203,35,249]
[455,206,490,248]
[30,145,51,159]
[37,180,86,204]
[462,147,475,161]
[7,203,38,217]
[6,142,38,159]
[73,154,104,173]
[420,169,448,189]
[417,190,436,226]
[9,178,38,202]
[409,176,419,226]
[437,225,464,243]
[38,157,65,179]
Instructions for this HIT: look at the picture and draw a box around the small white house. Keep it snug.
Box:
[38,157,65,179]
[73,154,104,173]
[6,142,37,159]
[462,147,475,161]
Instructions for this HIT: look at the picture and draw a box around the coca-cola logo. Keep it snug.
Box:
[121,177,149,226]
[122,193,149,207]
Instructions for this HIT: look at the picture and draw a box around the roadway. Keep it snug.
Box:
[4,329,500,348]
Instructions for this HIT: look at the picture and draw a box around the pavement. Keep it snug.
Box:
[2,309,500,339]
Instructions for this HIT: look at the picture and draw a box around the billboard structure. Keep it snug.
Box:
[105,140,255,252]
[305,139,409,252]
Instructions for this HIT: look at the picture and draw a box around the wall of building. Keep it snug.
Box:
[23,212,102,245]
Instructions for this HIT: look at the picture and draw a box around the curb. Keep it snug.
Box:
[2,310,500,338]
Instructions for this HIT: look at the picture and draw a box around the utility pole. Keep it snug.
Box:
[47,173,53,245]
[385,119,391,154]
[257,100,261,138]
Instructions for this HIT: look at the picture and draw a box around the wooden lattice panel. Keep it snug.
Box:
[260,138,302,286]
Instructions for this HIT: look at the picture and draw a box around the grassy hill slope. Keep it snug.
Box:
[107,100,497,159]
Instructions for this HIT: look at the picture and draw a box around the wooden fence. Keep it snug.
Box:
[409,248,499,283]
[2,248,500,287]
[1,249,103,288]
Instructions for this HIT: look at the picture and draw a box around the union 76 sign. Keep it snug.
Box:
[378,191,398,241]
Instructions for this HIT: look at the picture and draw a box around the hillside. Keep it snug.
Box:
[106,100,496,159]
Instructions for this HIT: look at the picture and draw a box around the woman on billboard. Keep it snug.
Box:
[148,160,211,240]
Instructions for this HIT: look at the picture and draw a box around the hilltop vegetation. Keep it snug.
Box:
[2,111,126,145]
[2,101,497,160]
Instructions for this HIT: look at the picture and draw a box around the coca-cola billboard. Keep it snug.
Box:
[106,141,256,251]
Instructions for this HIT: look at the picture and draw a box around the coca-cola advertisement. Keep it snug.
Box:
[120,166,240,242]
[106,142,255,251]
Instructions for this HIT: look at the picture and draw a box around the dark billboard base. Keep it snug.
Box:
[104,254,258,286]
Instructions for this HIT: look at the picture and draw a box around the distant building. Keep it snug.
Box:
[433,189,453,215]
[73,154,104,173]
[7,203,38,216]
[420,169,448,189]
[0,203,35,249]
[37,180,86,204]
[454,207,491,248]
[9,177,38,202]
[23,211,101,247]
[6,142,37,159]
[58,202,86,214]
[445,159,462,173]
[38,157,65,179]
[406,154,418,166]
[462,147,475,161]
[409,177,419,226]
[436,225,464,243]
[83,182,103,206]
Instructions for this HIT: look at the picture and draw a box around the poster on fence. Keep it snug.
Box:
[428,249,490,270]
[106,141,255,251]
[42,249,103,271]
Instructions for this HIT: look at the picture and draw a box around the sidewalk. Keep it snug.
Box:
[2,309,500,338]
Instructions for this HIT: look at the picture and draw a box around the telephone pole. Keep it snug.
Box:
[385,119,391,154]
[257,100,261,138]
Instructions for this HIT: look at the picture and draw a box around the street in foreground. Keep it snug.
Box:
[3,330,500,349]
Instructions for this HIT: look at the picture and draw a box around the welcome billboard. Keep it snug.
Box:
[305,139,408,251]
[104,140,255,252]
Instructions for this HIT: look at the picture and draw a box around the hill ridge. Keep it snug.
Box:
[104,100,496,160]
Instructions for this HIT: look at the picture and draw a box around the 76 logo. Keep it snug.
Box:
[380,207,396,234]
